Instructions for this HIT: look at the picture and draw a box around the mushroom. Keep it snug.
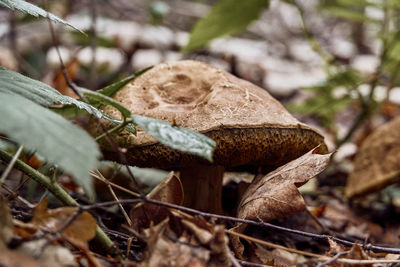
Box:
[91,60,327,213]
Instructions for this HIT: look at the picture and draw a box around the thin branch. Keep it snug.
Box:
[78,197,400,255]
[227,230,400,265]
[94,119,132,142]
[336,3,392,147]
[237,260,273,267]
[316,251,349,267]
[89,170,140,198]
[0,145,23,183]
[34,208,82,258]
[94,170,132,227]
[88,0,98,89]
[226,229,321,258]
[1,182,34,209]
[227,248,242,267]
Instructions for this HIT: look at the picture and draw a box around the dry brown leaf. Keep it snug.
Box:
[51,58,80,98]
[32,199,97,249]
[345,244,371,267]
[141,218,210,267]
[327,239,347,255]
[130,172,183,231]
[250,244,307,267]
[0,196,14,247]
[140,213,231,267]
[346,116,400,198]
[238,147,332,222]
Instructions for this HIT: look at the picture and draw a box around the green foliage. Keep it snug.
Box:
[319,0,377,22]
[0,93,100,198]
[79,87,131,119]
[289,69,361,127]
[0,67,102,117]
[0,0,82,32]
[97,67,152,97]
[132,115,215,162]
[69,31,116,48]
[183,0,270,52]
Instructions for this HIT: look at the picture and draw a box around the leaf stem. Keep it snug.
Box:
[95,119,132,142]
[0,149,118,255]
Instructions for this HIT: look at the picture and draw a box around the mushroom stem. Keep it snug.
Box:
[179,164,224,214]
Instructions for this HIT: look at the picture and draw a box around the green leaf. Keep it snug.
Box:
[183,0,270,52]
[51,105,137,135]
[132,115,215,162]
[0,67,102,118]
[79,87,132,119]
[0,0,83,33]
[0,93,100,197]
[97,67,152,97]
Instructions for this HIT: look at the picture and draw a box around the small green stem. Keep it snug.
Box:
[95,119,131,142]
[0,149,118,255]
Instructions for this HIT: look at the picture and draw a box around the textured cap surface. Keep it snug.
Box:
[92,60,327,171]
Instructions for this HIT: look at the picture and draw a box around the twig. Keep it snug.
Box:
[94,170,133,227]
[34,208,82,258]
[0,145,23,183]
[142,199,400,254]
[336,3,393,147]
[1,182,34,208]
[94,118,132,142]
[77,197,400,255]
[226,230,400,265]
[316,251,349,267]
[227,248,243,267]
[293,0,333,74]
[8,11,20,71]
[89,170,140,198]
[226,229,321,258]
[237,260,273,267]
[88,0,98,89]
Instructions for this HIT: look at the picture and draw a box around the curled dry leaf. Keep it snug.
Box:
[231,147,331,258]
[238,147,332,222]
[130,171,184,231]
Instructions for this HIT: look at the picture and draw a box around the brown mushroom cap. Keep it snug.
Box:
[92,60,327,172]
[345,116,400,198]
